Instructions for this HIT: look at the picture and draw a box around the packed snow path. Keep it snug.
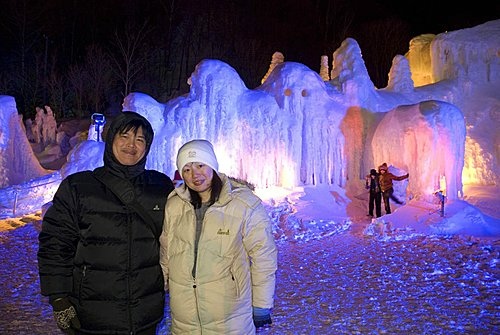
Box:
[0,220,497,334]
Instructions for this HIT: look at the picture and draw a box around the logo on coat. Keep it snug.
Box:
[217,228,230,235]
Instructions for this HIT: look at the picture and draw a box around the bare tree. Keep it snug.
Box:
[45,72,66,120]
[357,18,411,88]
[1,0,46,117]
[111,21,151,98]
[67,64,88,119]
[0,71,16,95]
[84,44,114,114]
[313,0,355,53]
[151,0,178,98]
[20,54,44,117]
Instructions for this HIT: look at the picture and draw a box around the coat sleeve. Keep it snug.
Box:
[393,173,409,181]
[242,199,278,309]
[37,177,80,298]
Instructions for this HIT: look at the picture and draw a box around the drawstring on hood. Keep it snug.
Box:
[103,111,154,179]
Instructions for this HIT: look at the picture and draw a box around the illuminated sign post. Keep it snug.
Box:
[91,113,106,142]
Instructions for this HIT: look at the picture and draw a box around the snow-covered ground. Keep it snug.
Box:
[0,184,498,334]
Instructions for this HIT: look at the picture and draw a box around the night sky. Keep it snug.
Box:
[0,0,496,116]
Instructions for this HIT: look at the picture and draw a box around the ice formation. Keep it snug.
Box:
[0,19,498,218]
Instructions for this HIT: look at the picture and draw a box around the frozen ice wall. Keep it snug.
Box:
[372,101,466,201]
[406,34,436,86]
[406,19,500,185]
[122,21,497,200]
[0,96,48,187]
[330,38,378,104]
[125,60,346,188]
[386,55,414,93]
[0,20,498,217]
[0,96,57,217]
[330,38,465,201]
[431,20,500,85]
[259,61,346,187]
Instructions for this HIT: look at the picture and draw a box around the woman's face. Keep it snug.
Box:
[112,126,146,166]
[182,162,214,202]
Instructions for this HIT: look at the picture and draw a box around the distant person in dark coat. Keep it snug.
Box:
[37,111,174,335]
[365,168,382,217]
[378,163,409,215]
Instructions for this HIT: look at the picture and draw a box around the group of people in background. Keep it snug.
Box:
[365,162,409,217]
[37,112,278,335]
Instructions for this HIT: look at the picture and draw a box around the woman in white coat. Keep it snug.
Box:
[160,139,278,335]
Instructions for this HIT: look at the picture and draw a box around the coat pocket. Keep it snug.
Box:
[72,265,87,303]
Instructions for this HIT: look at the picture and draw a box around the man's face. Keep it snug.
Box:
[112,126,147,166]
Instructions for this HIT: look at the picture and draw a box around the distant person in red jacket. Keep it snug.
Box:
[378,163,409,215]
[172,169,183,187]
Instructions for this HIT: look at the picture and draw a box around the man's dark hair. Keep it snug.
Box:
[116,117,154,147]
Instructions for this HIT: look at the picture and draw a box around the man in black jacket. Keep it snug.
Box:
[38,111,174,335]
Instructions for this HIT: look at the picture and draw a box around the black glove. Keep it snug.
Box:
[51,297,81,334]
[253,306,272,328]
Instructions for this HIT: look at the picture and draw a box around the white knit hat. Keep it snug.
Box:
[176,139,219,173]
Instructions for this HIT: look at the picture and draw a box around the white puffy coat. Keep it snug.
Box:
[160,173,278,335]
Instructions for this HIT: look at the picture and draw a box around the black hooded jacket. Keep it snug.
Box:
[38,112,174,334]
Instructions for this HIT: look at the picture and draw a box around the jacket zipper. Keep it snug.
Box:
[127,209,133,332]
[79,265,87,304]
[193,277,203,329]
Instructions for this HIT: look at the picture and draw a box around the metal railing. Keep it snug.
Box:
[0,171,62,219]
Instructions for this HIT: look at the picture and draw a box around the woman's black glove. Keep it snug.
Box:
[51,297,81,334]
[253,306,272,328]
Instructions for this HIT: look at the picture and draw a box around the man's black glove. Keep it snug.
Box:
[51,297,81,334]
[253,306,272,328]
